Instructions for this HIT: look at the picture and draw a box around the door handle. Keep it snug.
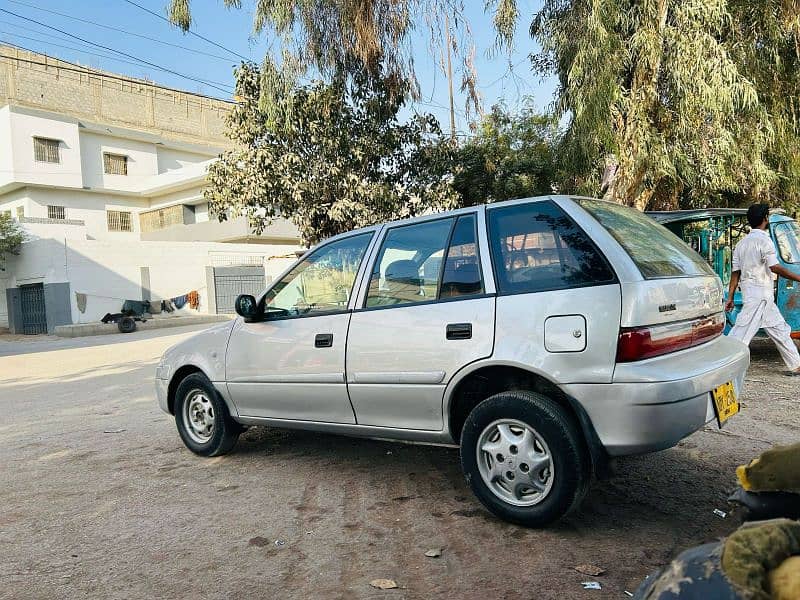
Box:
[446,323,472,340]
[315,333,333,348]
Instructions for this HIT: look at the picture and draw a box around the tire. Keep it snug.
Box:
[174,373,240,456]
[118,316,136,333]
[460,390,591,527]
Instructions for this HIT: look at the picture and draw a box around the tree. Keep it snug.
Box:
[727,1,800,212]
[205,63,459,246]
[452,102,562,206]
[0,213,25,270]
[168,0,482,113]
[515,0,776,211]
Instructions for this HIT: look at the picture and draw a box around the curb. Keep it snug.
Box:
[54,315,233,338]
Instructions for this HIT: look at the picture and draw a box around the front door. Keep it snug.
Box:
[225,232,374,422]
[346,214,494,430]
[20,284,47,335]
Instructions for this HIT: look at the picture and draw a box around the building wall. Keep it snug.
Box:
[79,131,159,192]
[5,107,83,190]
[16,187,149,240]
[0,107,13,189]
[157,147,216,174]
[0,45,233,147]
[1,238,301,327]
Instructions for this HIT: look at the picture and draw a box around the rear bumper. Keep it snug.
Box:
[562,336,750,456]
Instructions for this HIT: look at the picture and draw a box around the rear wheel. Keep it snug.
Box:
[460,390,590,527]
[174,373,240,456]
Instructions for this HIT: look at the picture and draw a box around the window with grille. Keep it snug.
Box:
[16,206,24,219]
[107,210,132,232]
[33,137,60,163]
[103,153,128,175]
[139,205,185,232]
[47,205,66,220]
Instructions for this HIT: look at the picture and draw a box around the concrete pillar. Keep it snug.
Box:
[6,287,21,334]
[205,266,217,315]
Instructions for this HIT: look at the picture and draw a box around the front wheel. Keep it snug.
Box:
[174,373,240,456]
[460,390,590,527]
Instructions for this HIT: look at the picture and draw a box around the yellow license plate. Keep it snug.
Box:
[712,381,739,426]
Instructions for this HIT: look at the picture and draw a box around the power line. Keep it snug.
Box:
[481,56,529,89]
[0,7,233,94]
[0,32,229,86]
[121,0,249,62]
[0,31,232,92]
[4,0,236,62]
[0,51,235,104]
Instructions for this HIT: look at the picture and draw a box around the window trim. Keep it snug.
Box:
[355,292,495,314]
[103,152,129,176]
[255,231,376,322]
[358,212,489,311]
[106,209,133,232]
[437,213,486,301]
[47,205,66,220]
[33,136,61,164]
[486,200,619,298]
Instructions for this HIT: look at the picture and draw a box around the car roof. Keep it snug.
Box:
[320,195,574,246]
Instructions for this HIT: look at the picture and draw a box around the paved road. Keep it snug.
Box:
[0,327,796,599]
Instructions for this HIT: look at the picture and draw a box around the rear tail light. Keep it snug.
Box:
[616,313,725,363]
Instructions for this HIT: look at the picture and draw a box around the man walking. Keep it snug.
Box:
[726,203,800,374]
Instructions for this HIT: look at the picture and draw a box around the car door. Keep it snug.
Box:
[225,231,375,423]
[346,212,495,430]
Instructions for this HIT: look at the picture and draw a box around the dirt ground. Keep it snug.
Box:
[0,326,797,600]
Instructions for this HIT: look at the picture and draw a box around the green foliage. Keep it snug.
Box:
[168,0,481,113]
[452,102,561,206]
[727,1,800,212]
[206,62,459,246]
[528,0,775,211]
[0,213,25,270]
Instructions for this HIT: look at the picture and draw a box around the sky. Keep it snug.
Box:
[0,0,556,135]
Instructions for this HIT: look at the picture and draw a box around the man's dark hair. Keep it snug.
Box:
[747,203,770,228]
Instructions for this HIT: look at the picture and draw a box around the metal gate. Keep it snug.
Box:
[20,283,47,334]
[213,267,266,314]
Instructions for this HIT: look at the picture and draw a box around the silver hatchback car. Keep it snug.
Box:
[156,196,749,526]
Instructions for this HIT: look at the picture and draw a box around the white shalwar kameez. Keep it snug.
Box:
[728,228,800,370]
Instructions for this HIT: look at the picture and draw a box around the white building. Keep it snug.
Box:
[0,46,302,333]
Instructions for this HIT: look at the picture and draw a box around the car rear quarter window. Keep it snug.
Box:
[576,198,715,279]
[487,201,616,294]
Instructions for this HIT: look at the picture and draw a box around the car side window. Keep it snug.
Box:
[365,218,455,307]
[264,232,373,316]
[488,201,615,294]
[440,214,484,298]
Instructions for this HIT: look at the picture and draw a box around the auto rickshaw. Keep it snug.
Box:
[646,209,800,337]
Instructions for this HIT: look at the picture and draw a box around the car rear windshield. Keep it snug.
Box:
[575,198,715,279]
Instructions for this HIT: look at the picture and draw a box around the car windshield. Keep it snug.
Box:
[575,198,716,279]
[773,221,800,264]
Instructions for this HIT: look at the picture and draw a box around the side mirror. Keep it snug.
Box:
[234,294,259,321]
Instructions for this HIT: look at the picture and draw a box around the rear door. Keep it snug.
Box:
[346,212,495,430]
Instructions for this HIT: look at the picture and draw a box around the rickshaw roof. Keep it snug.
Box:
[646,208,787,225]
